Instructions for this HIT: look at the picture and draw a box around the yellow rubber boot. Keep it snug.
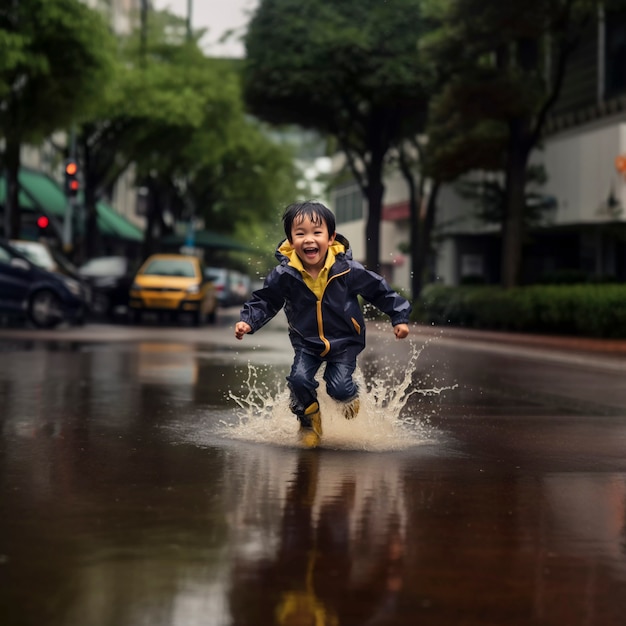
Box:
[299,402,322,448]
[343,397,360,420]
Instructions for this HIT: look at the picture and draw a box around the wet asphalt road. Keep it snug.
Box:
[1,310,626,626]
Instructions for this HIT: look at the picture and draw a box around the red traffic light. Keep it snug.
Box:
[64,159,80,197]
[37,216,49,229]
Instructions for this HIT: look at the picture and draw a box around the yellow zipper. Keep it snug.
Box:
[316,269,350,357]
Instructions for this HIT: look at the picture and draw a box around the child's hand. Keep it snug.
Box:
[235,321,252,340]
[393,323,409,339]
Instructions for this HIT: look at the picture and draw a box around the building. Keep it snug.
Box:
[331,8,626,292]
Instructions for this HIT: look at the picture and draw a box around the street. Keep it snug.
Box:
[1,311,626,626]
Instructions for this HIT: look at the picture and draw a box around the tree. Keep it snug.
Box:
[72,8,297,261]
[455,165,557,229]
[424,0,626,287]
[0,0,116,238]
[243,0,431,273]
[120,46,298,259]
[393,139,442,297]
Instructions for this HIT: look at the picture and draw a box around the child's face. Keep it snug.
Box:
[289,214,336,273]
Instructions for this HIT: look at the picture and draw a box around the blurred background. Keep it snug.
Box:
[1,0,626,335]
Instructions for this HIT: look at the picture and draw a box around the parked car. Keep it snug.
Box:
[205,267,251,306]
[9,239,92,310]
[129,254,218,325]
[0,239,88,328]
[205,267,235,306]
[230,271,252,305]
[78,256,136,320]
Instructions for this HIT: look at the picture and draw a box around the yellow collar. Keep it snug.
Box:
[279,240,345,299]
[278,239,345,275]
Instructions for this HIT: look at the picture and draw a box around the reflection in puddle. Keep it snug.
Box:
[224,447,410,625]
[137,343,199,385]
[545,474,626,567]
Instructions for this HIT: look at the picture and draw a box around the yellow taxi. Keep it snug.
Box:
[128,254,218,325]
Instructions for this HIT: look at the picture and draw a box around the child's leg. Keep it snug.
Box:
[323,360,358,402]
[324,360,360,419]
[287,351,324,447]
[286,350,322,422]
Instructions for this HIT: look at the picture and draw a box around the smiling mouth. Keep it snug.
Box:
[303,247,318,256]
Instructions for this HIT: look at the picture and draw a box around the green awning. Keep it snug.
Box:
[19,168,68,216]
[1,167,143,242]
[96,201,143,241]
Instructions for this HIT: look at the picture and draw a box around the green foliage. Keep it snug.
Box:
[455,164,556,227]
[419,283,626,338]
[244,0,435,272]
[421,0,619,288]
[75,11,298,249]
[422,0,552,178]
[0,0,116,142]
[423,0,626,179]
[244,0,430,141]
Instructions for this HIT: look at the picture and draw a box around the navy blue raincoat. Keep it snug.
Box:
[239,234,411,362]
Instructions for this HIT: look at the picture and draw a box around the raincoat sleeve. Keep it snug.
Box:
[239,269,285,333]
[352,263,411,326]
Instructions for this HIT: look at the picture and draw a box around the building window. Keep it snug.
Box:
[461,254,484,279]
[334,184,364,224]
[605,12,626,98]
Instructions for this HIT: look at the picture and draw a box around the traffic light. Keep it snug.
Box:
[64,159,80,197]
[37,215,50,237]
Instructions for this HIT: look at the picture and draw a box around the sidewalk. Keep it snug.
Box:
[410,323,626,356]
[0,317,625,358]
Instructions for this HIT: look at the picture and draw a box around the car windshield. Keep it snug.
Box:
[143,259,196,278]
[10,241,56,271]
[79,257,127,277]
[205,267,227,283]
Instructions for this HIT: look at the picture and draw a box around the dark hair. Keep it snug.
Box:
[282,201,336,241]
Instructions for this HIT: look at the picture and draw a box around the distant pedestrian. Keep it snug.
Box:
[235,201,411,448]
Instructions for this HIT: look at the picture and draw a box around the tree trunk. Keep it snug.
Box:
[408,182,420,299]
[364,153,385,272]
[141,179,161,259]
[501,123,529,288]
[396,149,421,299]
[4,137,21,239]
[82,133,102,261]
[414,181,440,297]
[364,180,384,272]
[397,144,440,299]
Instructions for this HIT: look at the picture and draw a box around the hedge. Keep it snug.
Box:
[417,284,626,338]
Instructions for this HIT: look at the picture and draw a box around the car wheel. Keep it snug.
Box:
[29,290,63,329]
[129,309,142,325]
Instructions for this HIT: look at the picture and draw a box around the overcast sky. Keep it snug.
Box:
[152,0,259,57]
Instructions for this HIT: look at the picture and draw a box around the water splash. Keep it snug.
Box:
[221,341,456,451]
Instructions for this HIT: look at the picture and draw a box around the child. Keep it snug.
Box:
[235,201,411,448]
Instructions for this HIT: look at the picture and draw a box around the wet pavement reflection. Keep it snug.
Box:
[1,322,626,625]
